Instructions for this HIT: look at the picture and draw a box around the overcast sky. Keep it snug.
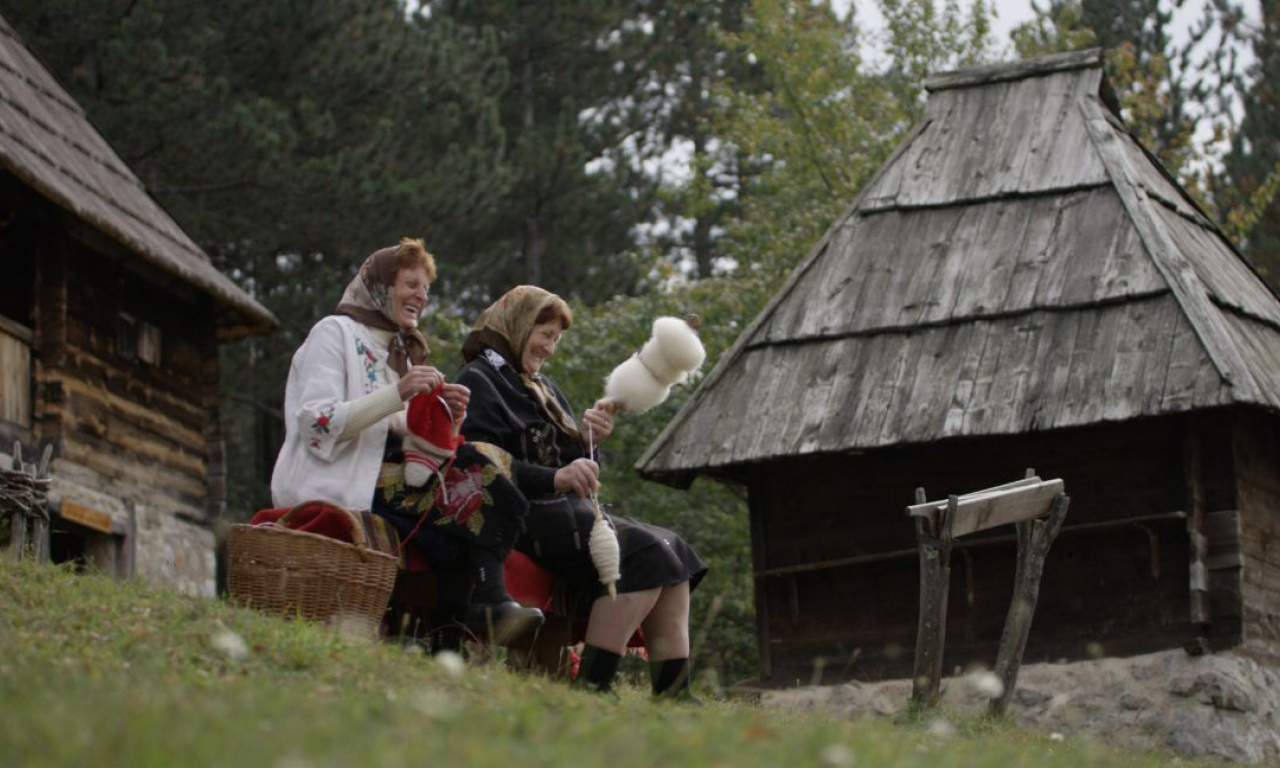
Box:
[839,0,1261,59]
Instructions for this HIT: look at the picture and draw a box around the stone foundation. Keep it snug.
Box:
[761,650,1280,764]
[38,458,217,597]
[132,505,216,597]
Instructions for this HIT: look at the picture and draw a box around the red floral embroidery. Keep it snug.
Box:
[308,404,336,450]
[434,463,493,527]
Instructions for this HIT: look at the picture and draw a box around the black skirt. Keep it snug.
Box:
[515,494,707,609]
[370,441,529,569]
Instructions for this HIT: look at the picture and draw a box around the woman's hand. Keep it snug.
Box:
[440,383,470,428]
[554,458,600,498]
[580,399,616,446]
[396,365,446,401]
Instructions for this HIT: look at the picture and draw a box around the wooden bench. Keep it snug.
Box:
[906,471,1069,715]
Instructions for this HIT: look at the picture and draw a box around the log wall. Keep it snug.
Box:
[745,413,1241,684]
[1233,409,1280,660]
[37,240,221,523]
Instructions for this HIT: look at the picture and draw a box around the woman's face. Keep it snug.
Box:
[391,266,430,331]
[522,319,563,375]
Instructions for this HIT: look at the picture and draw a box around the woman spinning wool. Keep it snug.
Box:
[271,239,543,637]
[456,286,707,698]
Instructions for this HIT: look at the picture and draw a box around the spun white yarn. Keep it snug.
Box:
[588,509,621,600]
[603,316,706,413]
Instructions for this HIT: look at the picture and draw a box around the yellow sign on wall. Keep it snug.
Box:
[60,501,113,534]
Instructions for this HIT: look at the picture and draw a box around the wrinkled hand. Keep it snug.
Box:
[581,399,615,446]
[554,458,600,498]
[397,365,446,401]
[440,383,470,429]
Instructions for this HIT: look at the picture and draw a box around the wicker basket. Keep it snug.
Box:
[227,502,397,640]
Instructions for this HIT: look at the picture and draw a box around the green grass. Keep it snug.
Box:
[0,558,1212,768]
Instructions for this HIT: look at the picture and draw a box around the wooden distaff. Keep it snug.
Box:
[585,420,620,599]
[588,316,706,599]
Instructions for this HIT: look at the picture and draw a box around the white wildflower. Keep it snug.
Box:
[927,718,956,738]
[820,743,856,767]
[410,690,459,719]
[966,669,1004,699]
[435,650,466,678]
[211,628,248,661]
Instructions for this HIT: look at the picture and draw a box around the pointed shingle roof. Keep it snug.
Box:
[639,49,1280,484]
[0,14,275,338]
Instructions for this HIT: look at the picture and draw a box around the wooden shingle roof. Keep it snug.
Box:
[0,15,275,338]
[639,49,1280,485]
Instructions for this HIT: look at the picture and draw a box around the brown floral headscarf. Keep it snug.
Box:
[335,241,430,376]
[462,285,580,442]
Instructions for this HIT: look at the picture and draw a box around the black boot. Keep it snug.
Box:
[464,546,543,643]
[650,658,702,703]
[574,644,621,694]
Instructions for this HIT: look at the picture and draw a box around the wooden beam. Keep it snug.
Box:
[754,511,1188,578]
[906,479,1064,538]
[924,49,1103,93]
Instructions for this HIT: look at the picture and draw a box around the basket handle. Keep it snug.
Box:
[277,500,369,550]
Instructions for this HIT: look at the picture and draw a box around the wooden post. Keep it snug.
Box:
[8,500,27,557]
[989,493,1070,717]
[30,445,51,564]
[911,489,956,709]
[1183,423,1210,627]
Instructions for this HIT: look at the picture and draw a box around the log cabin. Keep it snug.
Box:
[638,50,1280,686]
[0,14,275,594]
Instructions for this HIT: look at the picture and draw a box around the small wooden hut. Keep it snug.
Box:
[0,15,275,594]
[638,50,1280,685]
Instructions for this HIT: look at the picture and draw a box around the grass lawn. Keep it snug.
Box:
[0,558,1215,767]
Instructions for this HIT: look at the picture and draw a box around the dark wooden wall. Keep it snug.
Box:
[0,173,46,450]
[31,224,223,524]
[742,412,1243,685]
[1234,410,1280,660]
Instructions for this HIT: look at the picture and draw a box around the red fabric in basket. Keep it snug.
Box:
[251,503,355,543]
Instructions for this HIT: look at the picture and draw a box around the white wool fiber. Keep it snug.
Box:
[602,316,706,413]
[603,356,668,413]
[649,317,706,380]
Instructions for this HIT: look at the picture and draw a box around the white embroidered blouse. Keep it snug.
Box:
[270,315,406,510]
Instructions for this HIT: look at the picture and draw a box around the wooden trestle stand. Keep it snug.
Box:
[908,470,1069,716]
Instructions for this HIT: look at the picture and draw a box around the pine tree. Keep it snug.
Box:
[4,0,513,512]
[1217,0,1280,288]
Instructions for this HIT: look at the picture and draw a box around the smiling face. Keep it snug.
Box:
[391,266,430,331]
[521,319,563,375]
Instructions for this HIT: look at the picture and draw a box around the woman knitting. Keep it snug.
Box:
[455,285,707,698]
[271,239,544,638]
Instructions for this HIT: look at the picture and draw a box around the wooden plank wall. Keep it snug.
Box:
[745,413,1238,684]
[0,318,31,426]
[1233,409,1280,660]
[36,239,220,523]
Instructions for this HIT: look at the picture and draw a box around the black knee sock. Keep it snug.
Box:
[435,557,472,614]
[650,658,693,698]
[468,546,513,605]
[574,644,621,693]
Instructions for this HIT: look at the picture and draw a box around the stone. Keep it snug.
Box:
[1015,687,1052,707]
[762,650,1280,764]
[1119,693,1149,711]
